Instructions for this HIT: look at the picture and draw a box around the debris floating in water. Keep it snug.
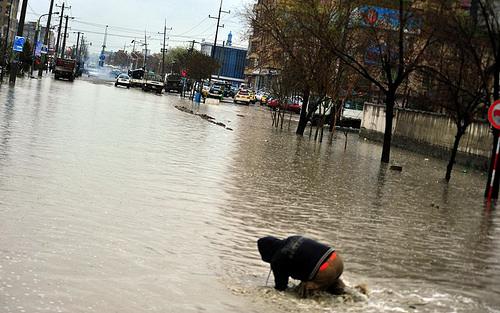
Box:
[390,165,403,172]
[174,106,233,131]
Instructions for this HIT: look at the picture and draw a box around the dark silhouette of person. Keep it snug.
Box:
[257,235,345,297]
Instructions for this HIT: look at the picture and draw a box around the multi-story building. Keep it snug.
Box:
[0,0,19,45]
[201,32,248,85]
[24,21,55,47]
[244,0,279,91]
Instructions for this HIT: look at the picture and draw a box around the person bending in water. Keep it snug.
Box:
[257,235,345,297]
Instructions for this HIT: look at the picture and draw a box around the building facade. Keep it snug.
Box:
[0,0,19,45]
[201,32,248,85]
[24,21,55,47]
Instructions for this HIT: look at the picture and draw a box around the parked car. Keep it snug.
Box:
[201,82,211,97]
[208,83,225,99]
[267,97,280,109]
[234,89,253,105]
[229,86,239,98]
[266,97,302,113]
[142,73,164,94]
[248,90,257,104]
[256,90,269,104]
[285,97,303,114]
[115,74,131,88]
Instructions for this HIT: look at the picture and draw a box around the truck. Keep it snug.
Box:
[142,73,164,94]
[164,73,182,93]
[128,68,145,87]
[54,58,76,81]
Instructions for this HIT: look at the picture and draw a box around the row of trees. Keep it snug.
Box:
[249,0,500,184]
[108,46,219,81]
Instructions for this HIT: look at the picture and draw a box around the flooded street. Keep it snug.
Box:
[0,78,499,313]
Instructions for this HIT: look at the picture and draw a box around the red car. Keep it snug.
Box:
[286,101,302,114]
[268,98,280,109]
[267,97,302,114]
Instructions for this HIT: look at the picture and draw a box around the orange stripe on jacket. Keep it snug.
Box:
[319,251,337,272]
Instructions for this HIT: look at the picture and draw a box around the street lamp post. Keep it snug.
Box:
[31,12,59,77]
[38,0,56,78]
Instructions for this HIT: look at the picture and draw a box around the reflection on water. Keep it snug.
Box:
[0,78,499,313]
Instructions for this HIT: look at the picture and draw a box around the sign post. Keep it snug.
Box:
[487,100,500,202]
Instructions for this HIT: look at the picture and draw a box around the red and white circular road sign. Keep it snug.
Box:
[488,100,500,130]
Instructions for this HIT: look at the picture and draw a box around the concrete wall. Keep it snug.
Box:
[360,103,493,169]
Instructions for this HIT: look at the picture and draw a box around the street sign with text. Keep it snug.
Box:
[12,36,26,52]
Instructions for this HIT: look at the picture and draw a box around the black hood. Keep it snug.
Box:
[257,236,283,263]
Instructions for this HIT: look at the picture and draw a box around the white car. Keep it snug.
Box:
[115,74,131,88]
[234,89,252,105]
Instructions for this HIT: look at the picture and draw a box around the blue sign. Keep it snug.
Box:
[41,45,48,54]
[35,41,43,57]
[12,36,26,52]
[353,6,421,33]
[99,53,106,61]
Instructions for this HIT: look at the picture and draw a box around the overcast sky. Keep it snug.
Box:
[26,0,253,54]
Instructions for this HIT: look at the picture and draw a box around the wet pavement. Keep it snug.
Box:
[0,77,499,313]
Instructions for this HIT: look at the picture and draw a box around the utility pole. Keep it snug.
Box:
[0,0,14,83]
[38,0,55,77]
[61,15,71,58]
[9,0,29,84]
[32,12,59,77]
[74,31,82,60]
[143,30,148,70]
[131,39,138,69]
[79,36,84,60]
[54,2,65,58]
[158,19,172,77]
[99,25,108,67]
[209,0,230,59]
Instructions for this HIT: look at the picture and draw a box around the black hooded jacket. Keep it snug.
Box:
[257,236,335,291]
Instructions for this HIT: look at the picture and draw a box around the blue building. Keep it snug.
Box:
[201,32,247,85]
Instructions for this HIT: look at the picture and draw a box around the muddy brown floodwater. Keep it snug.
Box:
[0,78,499,313]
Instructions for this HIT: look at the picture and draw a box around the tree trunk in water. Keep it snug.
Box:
[381,92,395,163]
[446,128,464,182]
[296,89,311,136]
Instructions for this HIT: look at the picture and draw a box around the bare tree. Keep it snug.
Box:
[302,0,441,163]
[422,5,492,181]
[246,0,341,136]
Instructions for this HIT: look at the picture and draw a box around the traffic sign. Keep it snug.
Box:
[12,36,26,52]
[35,41,43,57]
[366,9,378,25]
[488,100,500,130]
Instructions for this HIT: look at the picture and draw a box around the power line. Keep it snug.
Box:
[27,3,39,16]
[176,17,209,36]
[70,28,196,44]
[72,18,214,40]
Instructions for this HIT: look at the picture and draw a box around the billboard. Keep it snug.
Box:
[352,6,421,33]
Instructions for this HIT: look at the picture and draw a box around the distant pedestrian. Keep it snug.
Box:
[257,235,345,297]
